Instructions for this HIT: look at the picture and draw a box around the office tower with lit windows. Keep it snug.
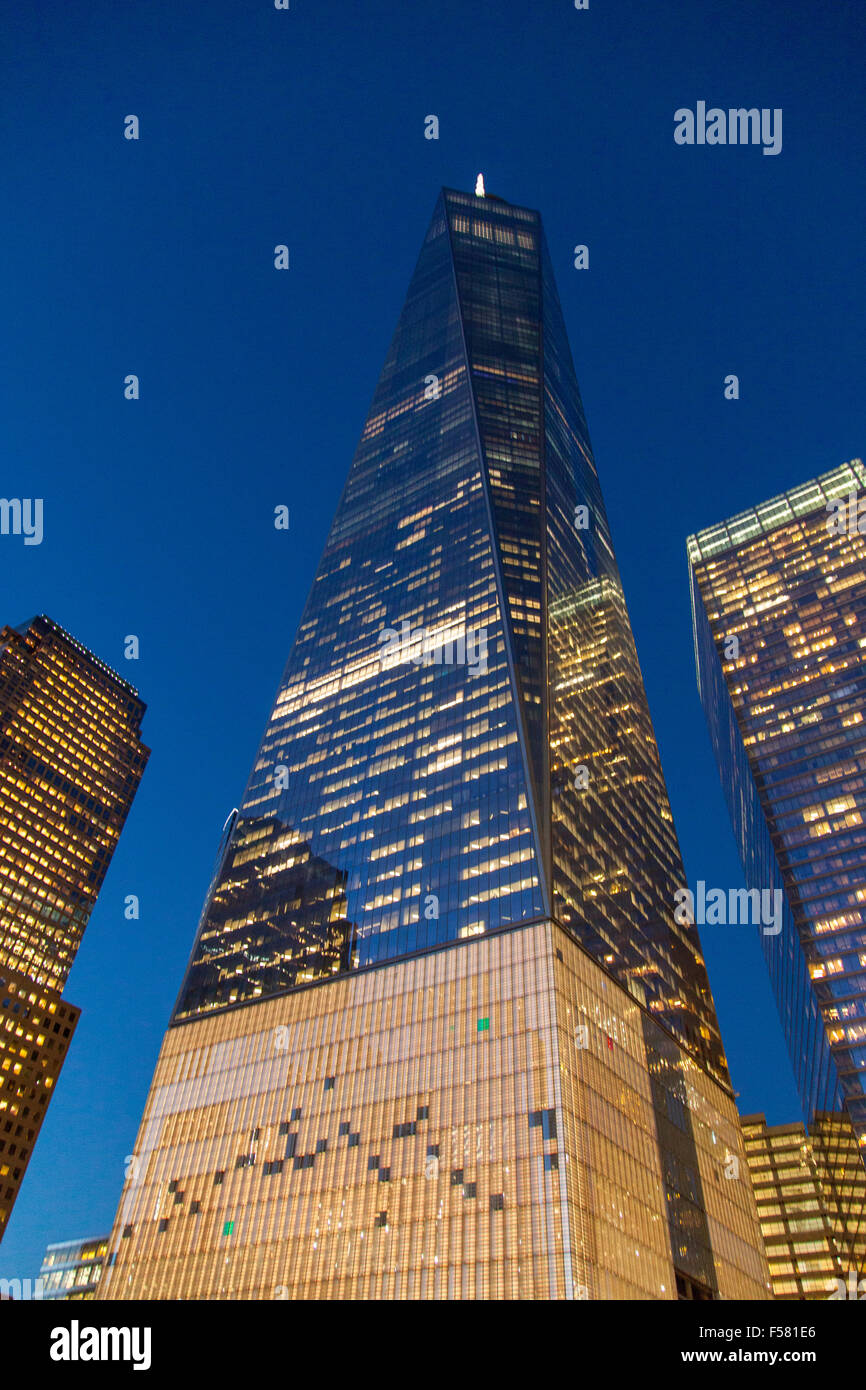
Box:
[100,186,766,1301]
[38,1234,109,1300]
[0,616,149,1241]
[688,460,866,1184]
[741,1113,866,1298]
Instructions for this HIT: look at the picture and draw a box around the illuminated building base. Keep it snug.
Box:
[99,922,768,1300]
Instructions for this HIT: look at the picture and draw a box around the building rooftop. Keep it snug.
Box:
[686,457,866,564]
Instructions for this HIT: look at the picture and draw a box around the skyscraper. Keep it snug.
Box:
[741,1113,866,1298]
[38,1234,109,1300]
[0,616,149,1240]
[688,460,866,1169]
[100,187,766,1300]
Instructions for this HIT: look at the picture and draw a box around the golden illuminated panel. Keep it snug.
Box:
[547,576,726,1084]
[551,930,767,1300]
[0,959,79,1239]
[99,922,767,1301]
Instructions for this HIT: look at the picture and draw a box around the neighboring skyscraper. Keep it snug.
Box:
[38,1234,109,1300]
[741,1114,866,1298]
[0,616,149,1241]
[688,460,866,1164]
[100,186,766,1301]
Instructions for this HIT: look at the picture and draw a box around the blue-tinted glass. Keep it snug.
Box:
[172,188,727,1101]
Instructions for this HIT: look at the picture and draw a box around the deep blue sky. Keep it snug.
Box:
[2,0,864,1282]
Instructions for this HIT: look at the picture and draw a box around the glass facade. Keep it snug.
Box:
[101,187,768,1300]
[174,188,725,1089]
[689,460,866,1155]
[38,1234,109,1300]
[741,1113,866,1297]
[0,615,149,1240]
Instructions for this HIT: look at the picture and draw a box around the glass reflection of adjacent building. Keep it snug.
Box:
[741,1113,866,1298]
[176,815,353,1013]
[101,187,767,1301]
[689,461,866,1178]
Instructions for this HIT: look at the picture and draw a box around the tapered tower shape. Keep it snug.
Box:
[100,188,767,1300]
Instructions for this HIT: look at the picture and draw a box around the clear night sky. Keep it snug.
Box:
[2,0,864,1283]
